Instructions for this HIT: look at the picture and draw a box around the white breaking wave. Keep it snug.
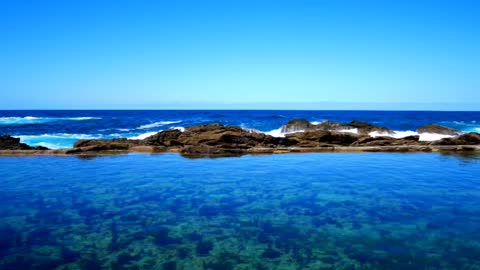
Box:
[129,126,184,140]
[23,116,39,120]
[336,128,359,134]
[241,126,261,133]
[264,124,460,141]
[369,131,456,142]
[310,120,327,125]
[170,126,185,132]
[264,127,289,137]
[137,121,182,129]
[129,131,160,140]
[0,116,101,125]
[15,133,104,149]
[264,127,358,138]
[68,117,102,120]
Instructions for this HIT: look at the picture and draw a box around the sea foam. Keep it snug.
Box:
[264,127,288,137]
[263,126,359,138]
[15,133,104,149]
[170,126,186,132]
[127,126,183,140]
[369,131,455,141]
[129,131,160,140]
[137,121,182,129]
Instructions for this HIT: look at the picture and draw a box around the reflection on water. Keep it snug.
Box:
[439,151,480,163]
[0,153,479,270]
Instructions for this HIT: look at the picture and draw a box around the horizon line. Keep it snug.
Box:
[1,109,479,112]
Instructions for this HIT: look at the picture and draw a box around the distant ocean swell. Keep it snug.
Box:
[0,116,101,125]
[136,120,182,129]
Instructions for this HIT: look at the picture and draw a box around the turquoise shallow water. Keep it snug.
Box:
[0,153,480,270]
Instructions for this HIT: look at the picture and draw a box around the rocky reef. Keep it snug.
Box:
[0,135,48,151]
[1,120,479,157]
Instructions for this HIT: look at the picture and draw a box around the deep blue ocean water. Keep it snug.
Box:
[0,110,479,148]
[0,153,480,269]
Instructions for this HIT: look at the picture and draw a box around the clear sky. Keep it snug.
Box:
[1,0,478,110]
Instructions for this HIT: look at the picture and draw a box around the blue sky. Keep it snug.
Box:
[1,0,478,110]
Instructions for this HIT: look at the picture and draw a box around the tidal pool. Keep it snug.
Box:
[0,153,479,269]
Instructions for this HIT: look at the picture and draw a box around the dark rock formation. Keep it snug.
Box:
[417,124,460,135]
[280,119,354,134]
[434,133,480,145]
[347,120,393,135]
[316,121,351,132]
[67,124,298,156]
[174,124,297,156]
[286,131,363,146]
[0,135,48,150]
[143,129,183,146]
[280,119,312,133]
[403,135,421,141]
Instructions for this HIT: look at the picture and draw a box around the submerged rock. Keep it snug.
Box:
[262,246,282,259]
[196,240,214,256]
[417,124,461,135]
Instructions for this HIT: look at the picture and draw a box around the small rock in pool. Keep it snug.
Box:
[196,240,214,256]
[262,246,282,259]
[162,261,176,270]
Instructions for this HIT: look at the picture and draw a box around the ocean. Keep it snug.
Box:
[0,110,479,149]
[1,110,480,269]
